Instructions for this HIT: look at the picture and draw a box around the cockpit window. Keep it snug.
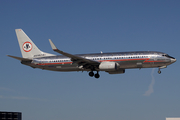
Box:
[162,54,175,59]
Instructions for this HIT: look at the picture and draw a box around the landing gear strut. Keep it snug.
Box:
[158,66,167,74]
[88,71,100,78]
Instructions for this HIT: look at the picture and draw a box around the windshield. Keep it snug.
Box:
[162,54,175,59]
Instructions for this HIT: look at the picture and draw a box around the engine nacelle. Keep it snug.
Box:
[99,62,119,71]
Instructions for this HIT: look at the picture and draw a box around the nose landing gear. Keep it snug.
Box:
[158,69,161,74]
[158,66,167,74]
[88,71,100,78]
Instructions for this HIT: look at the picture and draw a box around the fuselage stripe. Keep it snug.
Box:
[36,58,164,66]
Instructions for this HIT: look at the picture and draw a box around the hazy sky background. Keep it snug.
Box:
[0,1,180,120]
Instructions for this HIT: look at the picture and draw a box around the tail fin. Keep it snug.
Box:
[15,29,54,58]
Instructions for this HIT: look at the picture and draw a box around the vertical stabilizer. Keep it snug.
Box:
[15,29,54,58]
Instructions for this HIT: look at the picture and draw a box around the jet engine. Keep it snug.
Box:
[99,62,120,71]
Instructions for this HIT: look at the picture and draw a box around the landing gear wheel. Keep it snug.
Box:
[89,71,94,77]
[94,73,100,78]
[158,70,161,74]
[94,71,100,79]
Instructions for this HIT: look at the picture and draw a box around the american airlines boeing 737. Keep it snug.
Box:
[8,29,176,78]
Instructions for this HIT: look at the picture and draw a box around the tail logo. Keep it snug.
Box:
[22,42,33,52]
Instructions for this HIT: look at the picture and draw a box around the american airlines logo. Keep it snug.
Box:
[22,41,32,52]
[34,54,46,57]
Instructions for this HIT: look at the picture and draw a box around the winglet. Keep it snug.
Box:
[49,39,57,50]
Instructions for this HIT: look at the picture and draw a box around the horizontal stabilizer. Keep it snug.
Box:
[7,55,32,61]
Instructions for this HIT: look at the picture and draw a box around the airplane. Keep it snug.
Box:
[8,29,176,78]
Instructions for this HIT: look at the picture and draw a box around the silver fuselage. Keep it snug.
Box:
[25,51,176,72]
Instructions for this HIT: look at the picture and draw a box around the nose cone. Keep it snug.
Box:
[171,58,176,63]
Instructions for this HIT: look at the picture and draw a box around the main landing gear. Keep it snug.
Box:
[89,71,100,78]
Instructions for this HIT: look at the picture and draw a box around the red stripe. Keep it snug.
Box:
[36,58,164,66]
[37,58,147,65]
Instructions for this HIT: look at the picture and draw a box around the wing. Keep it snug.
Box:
[49,39,100,69]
